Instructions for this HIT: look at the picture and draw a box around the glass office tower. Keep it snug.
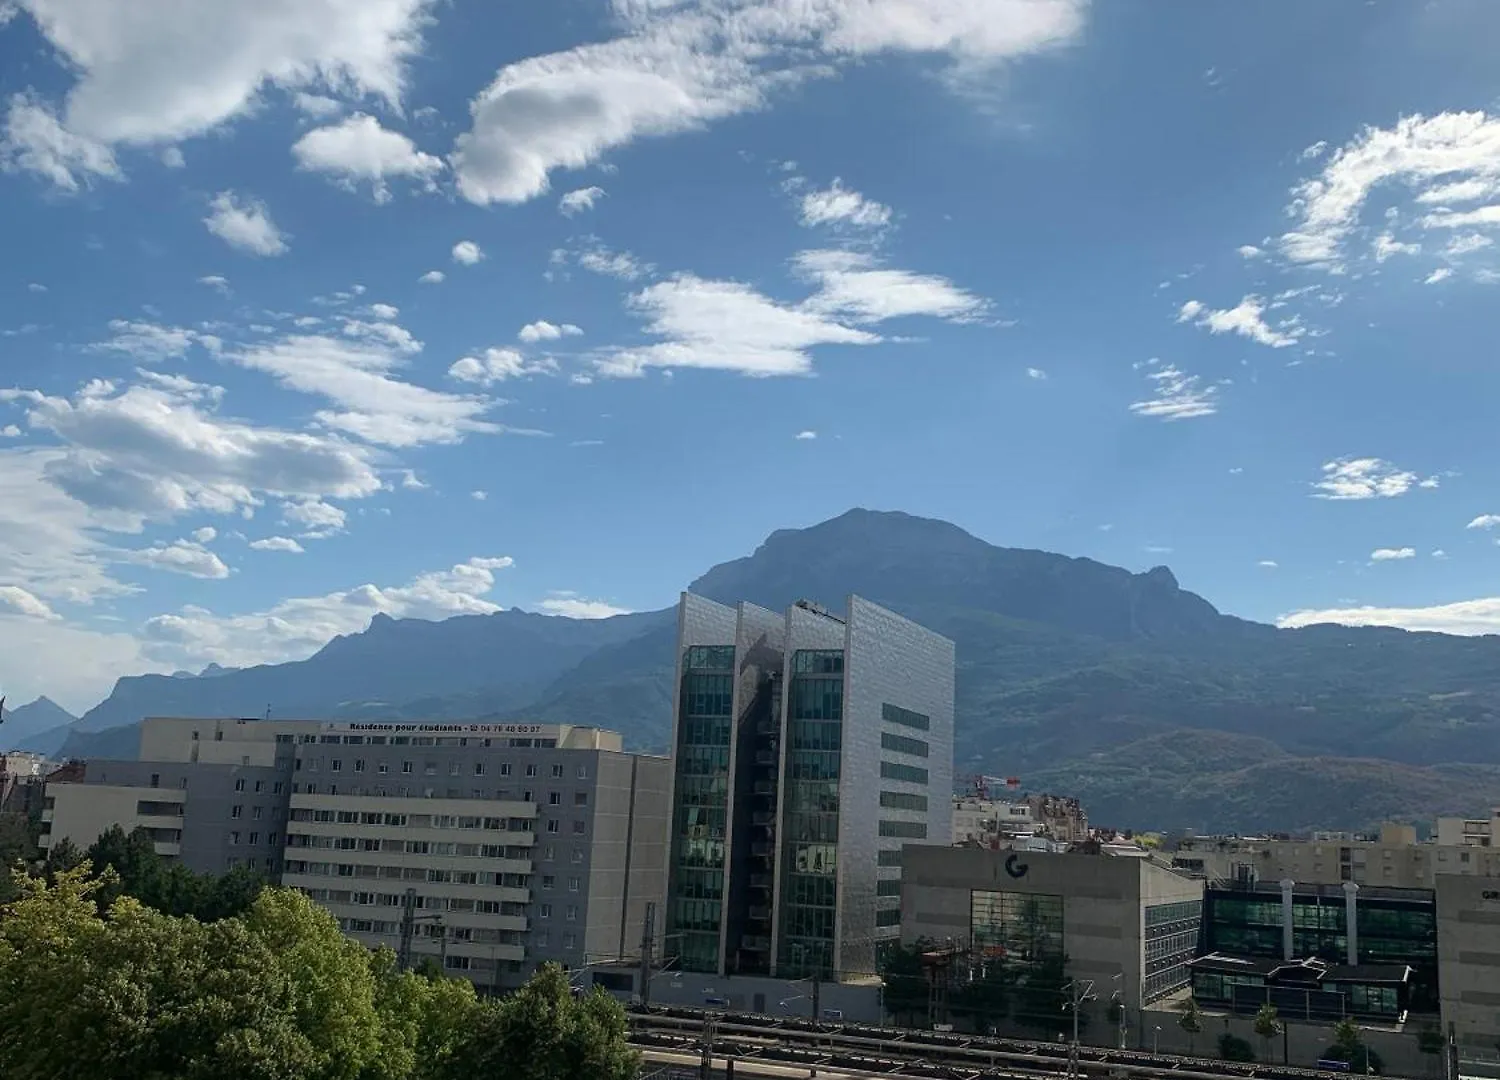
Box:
[664,593,955,981]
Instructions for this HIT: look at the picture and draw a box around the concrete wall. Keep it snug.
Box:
[1136,1006,1431,1075]
[1437,872,1500,1057]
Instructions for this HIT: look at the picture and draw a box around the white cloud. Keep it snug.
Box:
[1422,204,1500,231]
[1258,560,1279,569]
[340,317,422,355]
[293,93,345,119]
[793,249,988,324]
[1425,267,1453,285]
[1129,363,1218,421]
[137,555,517,672]
[1372,232,1421,262]
[399,470,427,490]
[518,320,584,343]
[291,113,443,202]
[204,191,288,256]
[191,526,217,544]
[1280,112,1500,268]
[282,498,346,536]
[576,242,649,280]
[122,539,231,579]
[418,270,445,286]
[1370,547,1416,562]
[451,240,483,265]
[450,0,1085,206]
[1299,140,1327,162]
[1447,233,1494,257]
[0,426,19,438]
[1026,367,1047,380]
[0,378,381,528]
[1176,294,1302,348]
[1466,514,1500,530]
[1,92,120,191]
[0,585,61,621]
[536,592,630,619]
[249,535,305,553]
[1278,597,1500,636]
[795,430,817,440]
[598,273,879,377]
[198,274,231,294]
[27,282,46,293]
[234,334,499,448]
[1312,458,1432,501]
[9,0,432,149]
[92,320,207,362]
[470,490,488,501]
[160,146,185,168]
[799,178,892,231]
[1237,245,1264,258]
[448,348,557,386]
[368,303,399,322]
[558,186,605,216]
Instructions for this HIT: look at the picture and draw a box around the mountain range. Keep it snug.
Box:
[14,509,1500,833]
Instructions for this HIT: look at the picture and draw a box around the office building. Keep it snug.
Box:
[1436,873,1500,1069]
[1191,879,1437,1017]
[41,716,670,990]
[665,593,954,983]
[899,846,1205,1023]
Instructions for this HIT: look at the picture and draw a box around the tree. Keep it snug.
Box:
[43,836,84,878]
[439,964,638,1080]
[1326,1018,1383,1076]
[879,940,930,1027]
[951,958,1011,1034]
[1418,1027,1445,1075]
[1177,997,1204,1055]
[1253,1002,1283,1063]
[1014,957,1075,1034]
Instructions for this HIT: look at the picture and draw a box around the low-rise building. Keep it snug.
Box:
[1436,873,1500,1073]
[41,716,670,991]
[899,845,1204,1029]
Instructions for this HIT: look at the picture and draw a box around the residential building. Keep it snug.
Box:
[41,716,670,991]
[899,846,1205,1027]
[0,751,59,815]
[1436,811,1500,848]
[952,796,1035,847]
[665,592,955,983]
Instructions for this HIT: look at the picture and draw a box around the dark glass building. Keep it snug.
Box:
[664,593,955,981]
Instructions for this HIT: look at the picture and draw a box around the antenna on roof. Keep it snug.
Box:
[265,705,271,722]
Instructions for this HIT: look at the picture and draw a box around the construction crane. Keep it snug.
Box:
[966,774,1020,800]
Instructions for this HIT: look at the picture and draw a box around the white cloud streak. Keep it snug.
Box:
[204,191,288,256]
[1312,458,1433,501]
[1176,295,1302,349]
[1129,363,1217,421]
[558,186,605,216]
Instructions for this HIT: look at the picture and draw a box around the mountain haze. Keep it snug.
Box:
[42,509,1500,831]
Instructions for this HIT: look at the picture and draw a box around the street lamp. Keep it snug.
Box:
[1110,972,1127,1051]
[1062,980,1097,1080]
[1153,1025,1162,1055]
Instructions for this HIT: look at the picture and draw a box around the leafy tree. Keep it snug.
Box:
[364,949,481,1080]
[43,836,84,877]
[1219,1034,1257,1062]
[879,940,930,1027]
[1177,997,1204,1055]
[951,958,1011,1033]
[1324,1018,1383,1075]
[439,963,638,1080]
[1253,1002,1282,1063]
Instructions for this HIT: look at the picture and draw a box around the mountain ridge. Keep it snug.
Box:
[37,508,1500,831]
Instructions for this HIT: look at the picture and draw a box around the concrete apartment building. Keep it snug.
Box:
[1172,823,1500,890]
[665,592,955,984]
[900,846,1205,1024]
[41,716,670,990]
[1436,873,1500,1071]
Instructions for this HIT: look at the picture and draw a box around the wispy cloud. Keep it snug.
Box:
[1312,458,1435,500]
[1129,362,1217,421]
[1177,295,1302,349]
[559,186,605,216]
[1370,547,1415,562]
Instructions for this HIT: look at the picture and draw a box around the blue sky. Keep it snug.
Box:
[2,0,1500,713]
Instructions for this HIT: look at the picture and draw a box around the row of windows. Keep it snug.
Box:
[881,703,930,731]
[287,835,529,860]
[302,758,579,780]
[792,650,843,675]
[680,673,734,719]
[879,791,928,812]
[1144,964,1191,1002]
[877,849,903,867]
[876,879,901,897]
[789,677,843,722]
[227,831,276,847]
[289,809,525,830]
[879,732,928,758]
[783,873,835,908]
[292,732,557,750]
[684,645,735,671]
[878,820,928,839]
[876,909,902,928]
[229,805,279,821]
[284,861,529,887]
[788,720,841,752]
[971,890,1065,965]
[880,761,929,785]
[232,778,281,794]
[1146,900,1202,927]
[782,905,835,940]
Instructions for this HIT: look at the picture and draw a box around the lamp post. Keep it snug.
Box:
[1153,1025,1162,1055]
[1063,980,1096,1080]
[1111,972,1127,1051]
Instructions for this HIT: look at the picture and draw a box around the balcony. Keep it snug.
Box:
[749,873,772,890]
[751,811,776,827]
[754,751,778,767]
[753,781,776,796]
[748,905,771,921]
[154,842,182,857]
[741,934,772,952]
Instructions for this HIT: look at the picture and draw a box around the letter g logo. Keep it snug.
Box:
[1005,853,1029,879]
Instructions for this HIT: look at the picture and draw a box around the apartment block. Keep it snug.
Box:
[41,716,670,991]
[665,592,955,983]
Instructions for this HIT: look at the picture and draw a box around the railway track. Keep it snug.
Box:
[628,1006,1400,1080]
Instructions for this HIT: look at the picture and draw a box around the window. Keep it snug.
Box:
[876,909,902,928]
[551,764,564,778]
[235,778,246,792]
[540,904,553,919]
[880,732,929,758]
[880,762,929,785]
[273,781,283,794]
[878,820,928,839]
[474,762,486,776]
[574,792,589,807]
[566,905,578,922]
[354,760,366,773]
[563,933,577,950]
[572,821,586,835]
[577,765,588,780]
[572,848,585,864]
[500,763,512,776]
[568,876,580,892]
[231,805,244,819]
[881,703,930,731]
[254,780,264,792]
[543,846,556,862]
[877,850,903,867]
[548,792,561,805]
[535,930,549,947]
[402,761,413,774]
[877,879,901,897]
[546,820,560,834]
[252,806,263,820]
[229,831,241,846]
[449,762,461,776]
[542,875,555,890]
[331,759,343,772]
[249,832,259,845]
[149,773,161,788]
[971,890,1065,969]
[879,791,929,812]
[526,764,539,778]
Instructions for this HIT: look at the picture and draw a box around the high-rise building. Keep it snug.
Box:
[41,716,670,991]
[665,592,954,983]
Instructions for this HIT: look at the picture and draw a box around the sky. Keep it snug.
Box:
[2,0,1500,714]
